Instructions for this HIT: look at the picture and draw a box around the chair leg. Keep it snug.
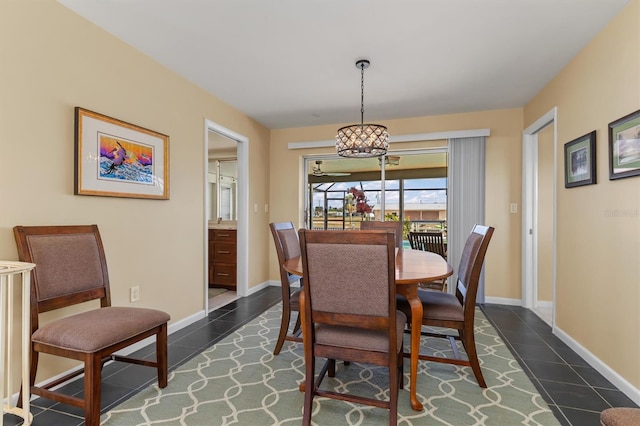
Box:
[84,353,103,426]
[462,328,486,388]
[328,359,336,377]
[302,355,315,426]
[292,280,303,335]
[398,345,404,390]
[157,324,168,388]
[389,355,398,426]
[292,312,301,334]
[274,305,291,355]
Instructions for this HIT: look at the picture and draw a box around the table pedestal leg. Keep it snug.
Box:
[398,285,424,412]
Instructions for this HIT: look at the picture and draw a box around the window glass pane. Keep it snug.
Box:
[384,180,399,190]
[305,153,447,232]
[404,178,447,189]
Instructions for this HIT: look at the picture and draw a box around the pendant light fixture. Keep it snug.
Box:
[336,59,388,158]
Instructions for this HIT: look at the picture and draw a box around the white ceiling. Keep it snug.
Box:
[59,0,629,130]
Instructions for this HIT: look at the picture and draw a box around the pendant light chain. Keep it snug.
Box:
[360,62,365,126]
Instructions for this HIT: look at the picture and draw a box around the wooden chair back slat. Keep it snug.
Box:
[408,231,446,258]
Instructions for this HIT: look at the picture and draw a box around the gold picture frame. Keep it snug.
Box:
[74,107,169,199]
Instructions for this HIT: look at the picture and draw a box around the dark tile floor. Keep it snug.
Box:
[481,303,639,426]
[1,287,283,426]
[3,288,637,425]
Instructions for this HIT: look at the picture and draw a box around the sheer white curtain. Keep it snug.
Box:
[447,136,486,301]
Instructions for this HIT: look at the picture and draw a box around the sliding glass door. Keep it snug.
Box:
[305,151,447,245]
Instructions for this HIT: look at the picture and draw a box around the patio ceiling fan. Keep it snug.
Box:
[312,160,351,177]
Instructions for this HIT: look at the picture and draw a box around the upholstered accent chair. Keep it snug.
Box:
[13,225,170,426]
[408,231,448,291]
[298,229,405,426]
[397,224,494,388]
[360,220,403,249]
[269,222,303,355]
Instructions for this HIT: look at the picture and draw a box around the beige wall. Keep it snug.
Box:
[524,0,640,388]
[3,0,638,401]
[1,1,270,384]
[269,108,524,299]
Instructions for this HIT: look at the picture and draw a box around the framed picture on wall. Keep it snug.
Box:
[564,130,596,188]
[74,107,170,199]
[609,109,640,180]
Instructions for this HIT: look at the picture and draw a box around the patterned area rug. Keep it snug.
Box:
[102,305,559,425]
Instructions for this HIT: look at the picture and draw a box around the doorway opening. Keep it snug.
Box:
[205,120,249,313]
[522,107,557,326]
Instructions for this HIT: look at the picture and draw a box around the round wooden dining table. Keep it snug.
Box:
[283,248,453,411]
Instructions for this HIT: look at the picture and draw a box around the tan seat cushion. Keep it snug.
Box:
[32,307,170,353]
[315,311,406,353]
[419,290,464,322]
[396,290,464,322]
[600,407,640,426]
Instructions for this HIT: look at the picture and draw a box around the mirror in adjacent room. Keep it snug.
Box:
[208,132,238,223]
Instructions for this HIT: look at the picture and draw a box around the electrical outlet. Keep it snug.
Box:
[130,286,140,302]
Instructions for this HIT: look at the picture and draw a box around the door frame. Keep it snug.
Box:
[522,107,557,326]
[204,119,249,309]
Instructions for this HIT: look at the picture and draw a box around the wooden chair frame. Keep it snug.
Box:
[360,220,403,249]
[269,222,303,354]
[13,225,169,426]
[400,225,494,388]
[299,229,404,426]
[408,230,448,291]
[408,231,446,258]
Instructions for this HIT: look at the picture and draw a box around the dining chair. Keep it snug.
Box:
[269,222,303,355]
[360,220,403,249]
[397,224,494,388]
[408,230,447,291]
[408,231,446,258]
[298,229,405,426]
[13,225,170,426]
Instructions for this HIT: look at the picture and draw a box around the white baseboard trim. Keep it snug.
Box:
[554,326,640,406]
[535,300,553,309]
[138,282,283,350]
[247,280,273,295]
[484,296,522,306]
[18,284,287,405]
[267,279,300,288]
[467,296,639,406]
[120,310,207,356]
[23,309,208,403]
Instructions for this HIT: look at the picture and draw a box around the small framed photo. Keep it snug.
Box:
[564,130,596,188]
[74,107,169,199]
[609,109,640,180]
